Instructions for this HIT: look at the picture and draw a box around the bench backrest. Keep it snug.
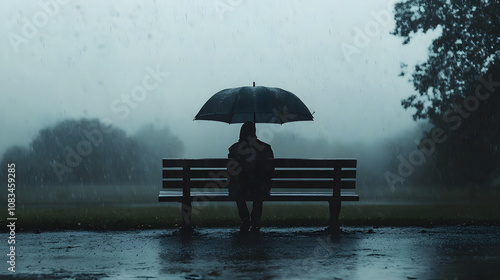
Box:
[162,158,357,195]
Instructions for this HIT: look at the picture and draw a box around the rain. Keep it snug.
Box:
[0,0,498,279]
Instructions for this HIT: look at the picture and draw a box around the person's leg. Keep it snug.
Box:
[250,200,263,230]
[236,200,250,231]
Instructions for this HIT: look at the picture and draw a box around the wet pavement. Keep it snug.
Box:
[2,226,500,279]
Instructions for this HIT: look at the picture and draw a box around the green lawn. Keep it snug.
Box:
[4,184,499,231]
[4,202,499,232]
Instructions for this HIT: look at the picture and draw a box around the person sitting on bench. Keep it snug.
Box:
[228,121,274,232]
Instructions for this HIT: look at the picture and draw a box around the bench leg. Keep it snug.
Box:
[180,201,192,231]
[328,200,341,230]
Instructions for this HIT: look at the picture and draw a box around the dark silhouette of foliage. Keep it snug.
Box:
[393,0,500,186]
[393,0,499,120]
[424,64,500,186]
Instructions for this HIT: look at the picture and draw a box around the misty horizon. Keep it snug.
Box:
[1,0,439,160]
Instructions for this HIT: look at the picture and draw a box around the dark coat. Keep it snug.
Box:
[228,138,274,199]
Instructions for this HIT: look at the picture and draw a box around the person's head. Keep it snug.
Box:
[239,121,256,141]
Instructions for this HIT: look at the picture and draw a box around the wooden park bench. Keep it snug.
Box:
[159,158,359,230]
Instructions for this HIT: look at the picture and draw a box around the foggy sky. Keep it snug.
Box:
[0,0,439,158]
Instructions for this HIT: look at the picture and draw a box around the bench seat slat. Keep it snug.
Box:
[163,158,357,169]
[271,180,356,189]
[162,179,356,189]
[163,168,356,179]
[158,190,359,202]
[270,158,357,168]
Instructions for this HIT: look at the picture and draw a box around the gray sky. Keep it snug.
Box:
[0,0,438,158]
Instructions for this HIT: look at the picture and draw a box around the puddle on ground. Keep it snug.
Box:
[2,226,499,280]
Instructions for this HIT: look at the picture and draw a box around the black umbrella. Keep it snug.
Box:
[194,83,314,124]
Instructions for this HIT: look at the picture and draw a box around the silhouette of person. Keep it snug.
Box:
[228,121,274,232]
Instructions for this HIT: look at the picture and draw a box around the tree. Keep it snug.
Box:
[392,0,500,186]
[393,0,499,120]
[424,63,500,186]
[0,118,185,186]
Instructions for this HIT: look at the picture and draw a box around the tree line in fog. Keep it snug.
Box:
[0,112,498,189]
[0,118,184,186]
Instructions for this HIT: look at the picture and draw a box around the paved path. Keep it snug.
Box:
[2,226,500,279]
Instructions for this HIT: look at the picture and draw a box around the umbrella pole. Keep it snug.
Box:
[253,82,256,123]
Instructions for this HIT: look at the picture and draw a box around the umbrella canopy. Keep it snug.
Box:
[194,85,314,124]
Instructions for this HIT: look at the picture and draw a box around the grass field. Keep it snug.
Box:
[4,184,499,231]
[4,202,499,232]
